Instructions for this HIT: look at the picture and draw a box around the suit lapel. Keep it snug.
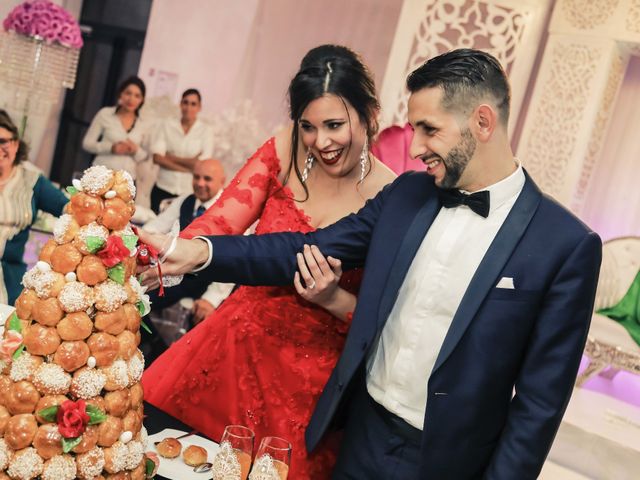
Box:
[377,195,440,329]
[431,174,542,374]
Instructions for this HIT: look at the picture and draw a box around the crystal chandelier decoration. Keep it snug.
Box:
[0,0,83,135]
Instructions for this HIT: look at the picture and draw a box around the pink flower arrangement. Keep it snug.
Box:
[3,0,83,49]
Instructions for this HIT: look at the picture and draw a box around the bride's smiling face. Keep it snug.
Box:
[298,94,367,179]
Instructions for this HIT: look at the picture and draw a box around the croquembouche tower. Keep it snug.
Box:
[0,166,155,479]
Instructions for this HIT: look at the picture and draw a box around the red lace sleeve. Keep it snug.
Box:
[180,138,281,238]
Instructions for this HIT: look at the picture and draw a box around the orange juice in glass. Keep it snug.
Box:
[216,425,255,480]
[251,436,291,480]
[236,449,252,480]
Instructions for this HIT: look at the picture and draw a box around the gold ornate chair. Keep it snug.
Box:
[576,236,640,386]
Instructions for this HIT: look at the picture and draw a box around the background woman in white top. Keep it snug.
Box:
[82,75,149,180]
[149,88,214,212]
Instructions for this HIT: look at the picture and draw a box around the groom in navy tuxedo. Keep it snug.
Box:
[143,49,602,479]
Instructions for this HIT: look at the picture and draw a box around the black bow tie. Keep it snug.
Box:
[438,189,490,218]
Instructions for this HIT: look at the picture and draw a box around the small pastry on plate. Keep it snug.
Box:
[182,444,208,466]
[156,437,182,458]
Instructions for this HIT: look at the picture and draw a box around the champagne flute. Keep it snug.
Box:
[250,436,291,480]
[214,425,254,480]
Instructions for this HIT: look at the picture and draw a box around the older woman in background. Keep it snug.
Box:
[0,110,68,304]
[82,75,149,180]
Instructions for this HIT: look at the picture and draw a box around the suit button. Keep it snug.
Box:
[337,382,344,391]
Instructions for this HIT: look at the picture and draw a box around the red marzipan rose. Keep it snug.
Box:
[57,399,90,438]
[98,235,130,268]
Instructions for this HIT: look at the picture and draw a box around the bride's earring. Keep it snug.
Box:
[359,137,369,183]
[301,148,314,183]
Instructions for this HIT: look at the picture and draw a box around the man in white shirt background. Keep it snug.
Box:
[150,88,215,213]
[144,158,233,323]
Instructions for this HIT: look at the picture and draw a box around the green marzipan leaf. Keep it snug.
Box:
[62,436,82,453]
[86,404,107,425]
[85,236,106,254]
[122,234,138,253]
[8,312,21,333]
[141,319,152,334]
[37,405,59,423]
[11,344,25,360]
[107,263,126,285]
[145,457,156,476]
[66,186,78,195]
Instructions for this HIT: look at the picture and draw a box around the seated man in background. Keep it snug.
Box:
[143,158,234,317]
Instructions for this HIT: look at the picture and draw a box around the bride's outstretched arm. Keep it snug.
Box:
[180,138,280,238]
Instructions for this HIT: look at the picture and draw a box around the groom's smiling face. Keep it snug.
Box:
[407,87,477,190]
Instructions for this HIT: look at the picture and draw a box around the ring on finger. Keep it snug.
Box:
[307,280,316,290]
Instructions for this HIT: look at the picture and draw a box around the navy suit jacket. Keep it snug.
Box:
[198,171,602,479]
[178,194,198,231]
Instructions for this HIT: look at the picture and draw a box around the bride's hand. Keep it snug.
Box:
[293,244,343,309]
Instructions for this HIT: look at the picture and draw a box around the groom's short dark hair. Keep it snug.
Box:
[406,48,511,126]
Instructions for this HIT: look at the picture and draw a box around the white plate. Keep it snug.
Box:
[148,428,220,480]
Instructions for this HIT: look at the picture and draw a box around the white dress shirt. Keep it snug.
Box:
[82,107,149,179]
[151,118,214,195]
[367,163,525,429]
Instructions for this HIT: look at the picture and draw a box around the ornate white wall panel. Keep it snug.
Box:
[552,0,640,42]
[518,0,639,210]
[517,36,625,204]
[379,0,552,134]
[572,51,626,212]
[628,0,640,33]
[561,0,620,31]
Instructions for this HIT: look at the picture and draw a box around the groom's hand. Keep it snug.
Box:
[137,230,210,289]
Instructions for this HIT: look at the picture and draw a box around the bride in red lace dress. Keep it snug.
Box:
[142,45,396,478]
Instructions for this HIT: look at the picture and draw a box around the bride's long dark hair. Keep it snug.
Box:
[284,45,379,200]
